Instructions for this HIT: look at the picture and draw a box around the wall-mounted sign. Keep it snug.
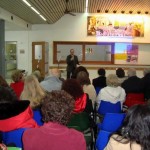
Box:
[87,15,144,37]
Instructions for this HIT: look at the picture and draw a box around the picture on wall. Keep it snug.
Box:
[87,16,144,37]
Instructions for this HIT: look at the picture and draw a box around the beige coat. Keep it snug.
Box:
[104,135,141,150]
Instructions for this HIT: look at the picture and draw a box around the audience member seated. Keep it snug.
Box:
[116,68,127,85]
[20,75,46,125]
[104,104,150,150]
[61,79,93,115]
[77,71,96,106]
[121,68,143,94]
[72,66,89,79]
[141,68,150,101]
[10,69,24,99]
[92,68,106,94]
[0,86,38,146]
[97,74,126,110]
[121,68,145,107]
[32,69,44,82]
[0,75,18,100]
[23,90,86,150]
[40,68,62,92]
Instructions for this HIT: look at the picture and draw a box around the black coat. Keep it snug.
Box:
[141,73,150,100]
[121,76,143,94]
[66,55,79,72]
[92,76,106,89]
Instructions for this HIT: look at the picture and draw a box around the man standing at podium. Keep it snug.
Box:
[66,49,80,79]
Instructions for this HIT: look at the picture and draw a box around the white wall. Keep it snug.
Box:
[5,13,150,79]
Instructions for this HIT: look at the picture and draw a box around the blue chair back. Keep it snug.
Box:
[98,101,121,116]
[96,130,111,150]
[98,113,126,132]
[95,87,102,95]
[2,128,27,148]
[33,110,44,126]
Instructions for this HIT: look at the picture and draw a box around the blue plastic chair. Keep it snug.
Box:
[98,101,122,116]
[95,87,102,95]
[97,113,126,132]
[2,128,27,148]
[33,110,44,126]
[96,130,111,150]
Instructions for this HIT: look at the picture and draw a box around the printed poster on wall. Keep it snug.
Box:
[115,43,138,64]
[87,16,144,37]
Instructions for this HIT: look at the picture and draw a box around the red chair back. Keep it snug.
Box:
[124,93,145,108]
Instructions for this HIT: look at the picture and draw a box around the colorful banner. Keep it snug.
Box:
[87,16,144,37]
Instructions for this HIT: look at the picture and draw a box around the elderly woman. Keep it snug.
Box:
[97,74,126,109]
[23,90,86,150]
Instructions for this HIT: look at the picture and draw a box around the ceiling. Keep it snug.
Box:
[0,0,150,25]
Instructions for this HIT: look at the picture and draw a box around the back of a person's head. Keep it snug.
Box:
[106,74,119,87]
[76,71,90,85]
[49,68,60,78]
[61,78,83,99]
[21,75,45,108]
[98,68,106,76]
[0,75,8,87]
[73,66,89,78]
[0,86,17,102]
[143,68,150,76]
[11,69,23,82]
[120,104,150,150]
[32,70,43,82]
[127,68,136,77]
[116,68,125,78]
[41,90,74,125]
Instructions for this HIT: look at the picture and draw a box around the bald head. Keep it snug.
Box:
[49,68,61,78]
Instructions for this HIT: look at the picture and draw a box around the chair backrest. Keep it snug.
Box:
[67,112,90,131]
[95,87,102,95]
[98,113,126,132]
[96,130,111,150]
[2,128,27,148]
[124,93,145,108]
[33,109,44,126]
[98,101,122,116]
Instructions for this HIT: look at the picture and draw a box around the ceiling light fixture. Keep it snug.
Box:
[129,11,133,14]
[85,0,88,13]
[31,7,40,15]
[105,10,109,13]
[97,9,100,13]
[145,11,149,14]
[40,15,46,21]
[22,0,31,7]
[113,10,117,13]
[121,11,125,14]
[22,0,46,21]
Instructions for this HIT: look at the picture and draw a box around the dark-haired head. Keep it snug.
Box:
[118,104,150,150]
[76,71,91,86]
[0,86,18,102]
[98,68,106,76]
[116,68,125,78]
[41,90,74,125]
[61,79,84,99]
[72,66,89,78]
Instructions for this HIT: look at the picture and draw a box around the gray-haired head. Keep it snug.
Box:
[127,68,136,77]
